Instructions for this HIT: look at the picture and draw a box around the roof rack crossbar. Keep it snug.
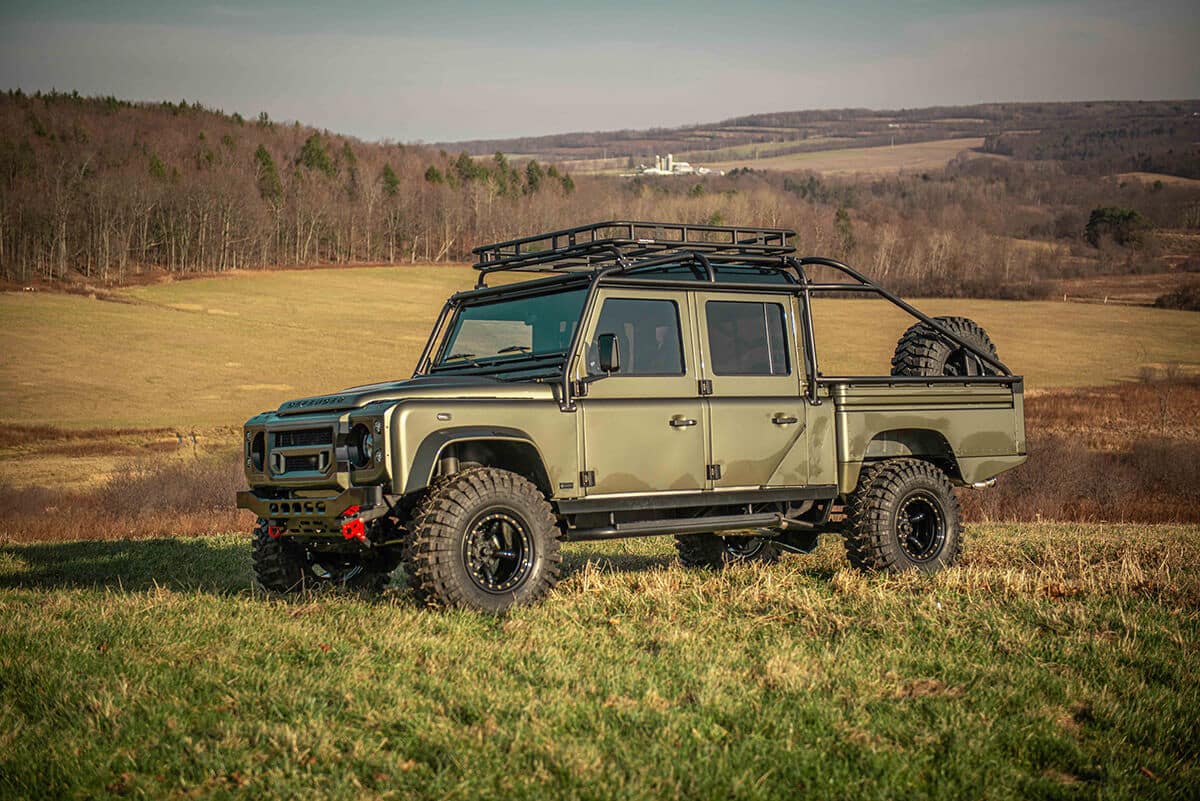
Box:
[472,220,796,284]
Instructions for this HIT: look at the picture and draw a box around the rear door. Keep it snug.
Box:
[694,292,809,488]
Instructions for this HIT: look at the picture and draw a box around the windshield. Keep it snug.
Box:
[435,289,588,371]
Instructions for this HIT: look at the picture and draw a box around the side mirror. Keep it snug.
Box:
[597,333,621,374]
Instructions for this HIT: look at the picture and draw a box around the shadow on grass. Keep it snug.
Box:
[0,538,252,594]
[0,537,827,597]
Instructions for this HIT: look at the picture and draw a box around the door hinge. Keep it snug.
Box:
[706,464,722,481]
[572,379,588,397]
[698,379,713,396]
[580,470,596,488]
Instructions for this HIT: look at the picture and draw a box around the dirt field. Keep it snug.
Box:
[710,137,992,175]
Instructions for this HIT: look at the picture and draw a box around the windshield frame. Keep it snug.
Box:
[428,282,590,377]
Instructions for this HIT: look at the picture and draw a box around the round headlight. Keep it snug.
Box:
[349,424,374,469]
[249,432,265,471]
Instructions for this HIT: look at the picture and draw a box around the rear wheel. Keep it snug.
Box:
[844,459,962,574]
[891,315,999,377]
[675,533,780,569]
[251,519,393,594]
[402,467,562,613]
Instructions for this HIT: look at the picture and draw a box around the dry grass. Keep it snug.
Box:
[808,296,1200,388]
[1112,171,1200,187]
[0,423,233,490]
[0,454,251,543]
[1055,272,1200,306]
[961,376,1200,524]
[959,434,1200,524]
[0,265,477,429]
[2,268,1198,435]
[1024,375,1200,450]
[711,137,990,174]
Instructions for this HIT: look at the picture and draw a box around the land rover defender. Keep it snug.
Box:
[237,221,1026,611]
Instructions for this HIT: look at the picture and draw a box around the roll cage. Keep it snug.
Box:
[414,220,1019,411]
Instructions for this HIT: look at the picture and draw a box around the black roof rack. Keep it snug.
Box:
[418,224,1016,397]
[472,220,795,286]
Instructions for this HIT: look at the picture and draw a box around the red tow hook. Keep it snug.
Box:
[267,524,285,539]
[340,505,368,544]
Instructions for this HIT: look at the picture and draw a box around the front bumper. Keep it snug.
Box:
[236,485,386,524]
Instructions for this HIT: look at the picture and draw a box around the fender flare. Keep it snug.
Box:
[840,428,962,492]
[403,426,551,495]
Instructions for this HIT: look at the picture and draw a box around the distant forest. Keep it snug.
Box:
[1,91,1198,298]
[446,100,1200,172]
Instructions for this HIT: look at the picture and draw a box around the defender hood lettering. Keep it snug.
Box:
[276,375,553,414]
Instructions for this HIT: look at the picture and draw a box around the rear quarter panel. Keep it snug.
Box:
[833,381,1026,493]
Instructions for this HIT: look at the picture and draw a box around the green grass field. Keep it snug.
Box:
[2,270,1198,798]
[1,266,1197,430]
[2,524,1197,799]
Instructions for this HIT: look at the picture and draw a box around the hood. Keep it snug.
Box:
[275,374,555,415]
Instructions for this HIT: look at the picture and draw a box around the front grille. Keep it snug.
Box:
[283,454,321,472]
[276,428,332,447]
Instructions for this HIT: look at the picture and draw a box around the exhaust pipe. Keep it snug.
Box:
[971,478,997,490]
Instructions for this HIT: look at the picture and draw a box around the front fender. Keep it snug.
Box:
[401,425,550,495]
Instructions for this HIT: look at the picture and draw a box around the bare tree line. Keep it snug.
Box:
[2,92,1197,297]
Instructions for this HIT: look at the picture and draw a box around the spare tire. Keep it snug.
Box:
[890,316,1000,377]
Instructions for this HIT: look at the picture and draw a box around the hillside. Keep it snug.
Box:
[2,92,1199,301]
[441,100,1200,177]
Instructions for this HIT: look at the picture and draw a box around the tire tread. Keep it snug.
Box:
[844,458,962,573]
[402,467,562,611]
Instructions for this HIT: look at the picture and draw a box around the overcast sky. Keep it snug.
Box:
[1,1,1197,142]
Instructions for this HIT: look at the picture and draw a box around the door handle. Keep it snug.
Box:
[670,417,698,428]
[772,415,799,425]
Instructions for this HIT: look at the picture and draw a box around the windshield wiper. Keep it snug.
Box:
[442,352,479,365]
[434,349,567,373]
[497,345,532,354]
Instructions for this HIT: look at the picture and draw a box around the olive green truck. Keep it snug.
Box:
[237,221,1026,612]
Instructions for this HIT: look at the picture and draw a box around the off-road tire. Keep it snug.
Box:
[403,467,562,613]
[251,519,392,594]
[844,459,962,574]
[675,534,781,570]
[891,315,999,377]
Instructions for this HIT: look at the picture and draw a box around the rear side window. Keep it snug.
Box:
[705,301,789,376]
[589,298,685,376]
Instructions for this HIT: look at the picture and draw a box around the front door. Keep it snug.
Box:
[575,289,706,496]
[694,292,809,488]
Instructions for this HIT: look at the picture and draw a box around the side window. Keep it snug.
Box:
[705,301,790,376]
[589,298,684,376]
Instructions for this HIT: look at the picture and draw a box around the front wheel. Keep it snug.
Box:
[402,467,562,613]
[844,459,962,574]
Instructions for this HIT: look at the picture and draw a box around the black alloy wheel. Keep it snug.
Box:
[462,510,535,593]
